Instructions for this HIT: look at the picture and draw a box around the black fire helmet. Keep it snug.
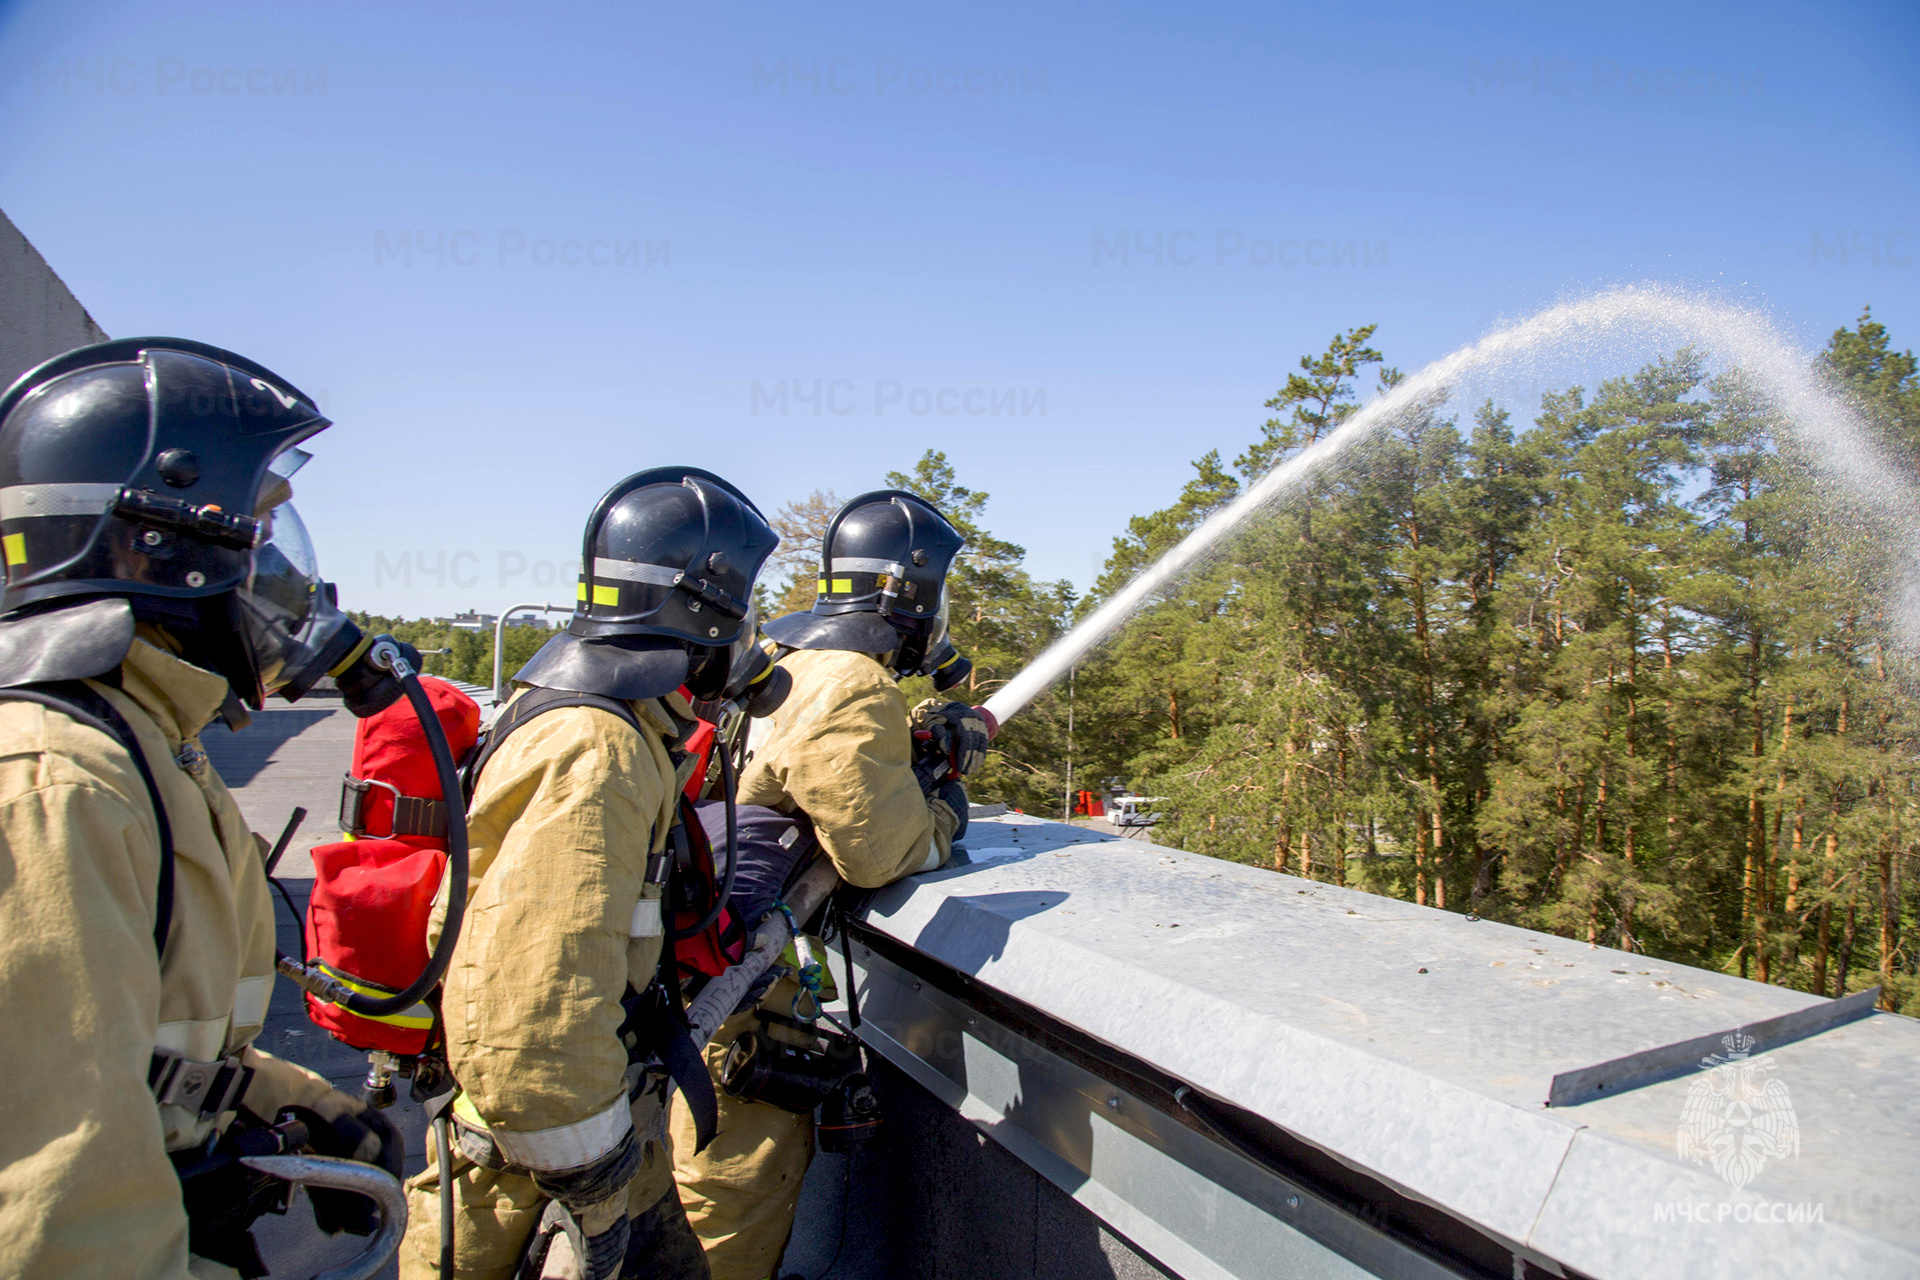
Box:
[763,489,964,678]
[513,466,778,702]
[0,337,331,703]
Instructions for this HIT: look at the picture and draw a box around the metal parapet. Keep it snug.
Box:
[836,813,1920,1280]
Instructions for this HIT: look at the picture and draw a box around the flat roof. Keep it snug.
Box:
[862,814,1920,1278]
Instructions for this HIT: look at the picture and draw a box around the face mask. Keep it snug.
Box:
[689,601,791,716]
[236,502,411,716]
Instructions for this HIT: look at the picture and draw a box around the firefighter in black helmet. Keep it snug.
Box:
[400,467,781,1280]
[669,489,989,1280]
[0,339,409,1279]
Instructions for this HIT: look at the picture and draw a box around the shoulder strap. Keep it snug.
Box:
[0,681,174,956]
[464,687,646,801]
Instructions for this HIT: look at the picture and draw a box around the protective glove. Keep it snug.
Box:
[531,1130,644,1280]
[282,1091,403,1236]
[911,699,990,777]
[933,779,969,843]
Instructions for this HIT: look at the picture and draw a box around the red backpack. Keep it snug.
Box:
[303,677,481,1056]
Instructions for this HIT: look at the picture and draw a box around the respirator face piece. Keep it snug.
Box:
[236,500,409,715]
[690,601,793,717]
[237,501,352,699]
[892,586,952,680]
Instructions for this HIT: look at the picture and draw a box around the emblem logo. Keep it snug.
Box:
[1676,1029,1800,1191]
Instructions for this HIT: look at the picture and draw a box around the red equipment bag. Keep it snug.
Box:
[304,677,481,1055]
[671,702,747,979]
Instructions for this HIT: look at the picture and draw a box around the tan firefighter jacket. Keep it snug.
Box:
[737,647,956,888]
[0,634,361,1280]
[428,689,685,1179]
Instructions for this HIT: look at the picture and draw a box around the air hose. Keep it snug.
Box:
[277,637,471,1018]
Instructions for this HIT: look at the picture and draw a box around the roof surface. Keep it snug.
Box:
[863,814,1920,1279]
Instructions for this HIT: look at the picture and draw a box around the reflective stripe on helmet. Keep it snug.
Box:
[458,1093,634,1172]
[0,482,121,520]
[592,557,682,586]
[3,534,23,567]
[828,556,900,575]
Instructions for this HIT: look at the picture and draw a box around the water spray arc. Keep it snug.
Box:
[981,286,1920,731]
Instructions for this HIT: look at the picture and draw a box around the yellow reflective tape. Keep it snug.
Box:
[3,533,25,567]
[315,964,435,1029]
[576,582,620,606]
[453,1091,488,1130]
[829,577,852,593]
[816,578,828,594]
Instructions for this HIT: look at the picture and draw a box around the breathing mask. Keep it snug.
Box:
[237,492,415,719]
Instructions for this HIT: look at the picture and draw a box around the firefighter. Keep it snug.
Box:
[0,339,411,1278]
[670,490,989,1280]
[399,468,781,1280]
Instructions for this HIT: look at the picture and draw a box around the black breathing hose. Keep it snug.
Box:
[339,659,470,1017]
[668,733,739,941]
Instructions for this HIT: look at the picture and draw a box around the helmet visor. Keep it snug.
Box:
[237,502,351,695]
[923,586,950,660]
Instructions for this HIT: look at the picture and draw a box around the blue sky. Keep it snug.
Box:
[1,0,1914,616]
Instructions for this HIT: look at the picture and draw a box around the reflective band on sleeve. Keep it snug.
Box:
[629,898,662,939]
[0,482,121,520]
[829,557,900,575]
[593,558,682,586]
[232,975,272,1029]
[156,1015,231,1064]
[484,1095,634,1172]
[916,837,943,874]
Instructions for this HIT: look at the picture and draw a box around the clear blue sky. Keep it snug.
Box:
[2,0,1915,616]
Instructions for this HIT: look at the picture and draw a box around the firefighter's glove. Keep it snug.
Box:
[933,779,969,842]
[283,1092,403,1236]
[532,1131,644,1280]
[912,699,990,777]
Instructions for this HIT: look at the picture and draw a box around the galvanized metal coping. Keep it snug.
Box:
[1546,985,1883,1108]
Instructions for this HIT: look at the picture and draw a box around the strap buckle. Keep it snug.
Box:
[149,1047,252,1117]
[340,774,448,840]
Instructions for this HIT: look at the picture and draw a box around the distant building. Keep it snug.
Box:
[444,610,551,631]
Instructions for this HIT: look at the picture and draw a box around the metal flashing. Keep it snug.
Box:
[1546,986,1882,1107]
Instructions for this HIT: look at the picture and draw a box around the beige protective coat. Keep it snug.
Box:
[0,636,365,1280]
[400,692,687,1280]
[674,647,957,1279]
